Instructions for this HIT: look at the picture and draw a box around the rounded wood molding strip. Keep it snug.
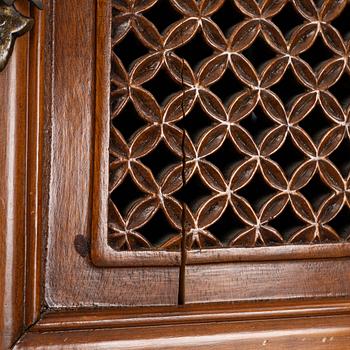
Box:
[16,298,350,349]
[33,299,350,333]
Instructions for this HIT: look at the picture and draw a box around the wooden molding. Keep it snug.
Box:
[14,301,350,349]
[32,299,350,333]
[0,1,44,348]
[25,2,45,327]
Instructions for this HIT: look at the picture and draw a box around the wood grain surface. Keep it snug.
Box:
[185,258,350,303]
[32,299,350,332]
[44,0,350,309]
[15,314,350,349]
[0,2,30,348]
[2,0,350,349]
[25,3,45,327]
[44,0,179,308]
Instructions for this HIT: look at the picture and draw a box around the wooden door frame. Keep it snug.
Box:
[1,0,350,349]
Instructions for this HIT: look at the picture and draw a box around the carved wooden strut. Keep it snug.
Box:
[0,0,42,72]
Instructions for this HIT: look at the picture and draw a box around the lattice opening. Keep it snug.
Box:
[143,68,181,105]
[270,203,306,241]
[143,0,182,33]
[237,171,277,212]
[141,140,181,179]
[329,205,350,240]
[272,2,304,37]
[112,102,146,141]
[299,105,335,144]
[329,136,350,177]
[329,73,350,108]
[239,105,276,144]
[242,36,276,71]
[300,36,335,70]
[271,135,306,177]
[206,138,245,179]
[175,172,213,212]
[113,31,149,70]
[138,209,178,247]
[112,5,119,17]
[176,102,214,143]
[175,32,214,67]
[110,174,146,216]
[208,205,246,244]
[300,173,333,211]
[271,68,306,105]
[210,68,245,105]
[211,0,245,36]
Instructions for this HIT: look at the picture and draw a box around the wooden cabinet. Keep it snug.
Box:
[1,0,350,348]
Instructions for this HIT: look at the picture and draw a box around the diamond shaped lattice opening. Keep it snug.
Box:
[93,0,350,265]
[271,2,304,37]
[271,135,306,177]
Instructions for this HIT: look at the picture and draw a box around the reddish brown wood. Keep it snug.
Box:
[0,2,31,348]
[92,0,350,267]
[14,314,350,349]
[25,3,45,327]
[32,299,350,333]
[44,0,179,308]
[44,0,350,306]
[92,0,181,267]
[185,258,350,303]
[2,1,350,349]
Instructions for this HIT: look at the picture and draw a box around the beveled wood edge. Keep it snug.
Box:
[13,315,350,349]
[14,299,350,349]
[33,298,350,333]
[25,3,45,327]
[90,0,110,265]
[0,1,46,348]
[187,243,350,264]
[91,243,350,267]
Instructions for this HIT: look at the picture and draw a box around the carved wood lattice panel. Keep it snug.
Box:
[92,0,350,266]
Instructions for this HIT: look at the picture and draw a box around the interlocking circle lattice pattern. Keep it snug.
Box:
[108,0,350,251]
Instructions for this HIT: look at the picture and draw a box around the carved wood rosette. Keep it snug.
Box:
[0,0,42,72]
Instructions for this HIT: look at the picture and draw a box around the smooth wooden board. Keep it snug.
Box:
[185,258,350,303]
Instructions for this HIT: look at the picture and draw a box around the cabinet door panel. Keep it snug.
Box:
[1,0,350,349]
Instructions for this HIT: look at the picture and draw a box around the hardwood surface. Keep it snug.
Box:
[13,299,350,349]
[45,0,350,309]
[32,299,350,332]
[185,258,350,303]
[44,0,179,308]
[0,2,30,348]
[15,314,350,349]
[26,3,45,328]
[1,0,350,349]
